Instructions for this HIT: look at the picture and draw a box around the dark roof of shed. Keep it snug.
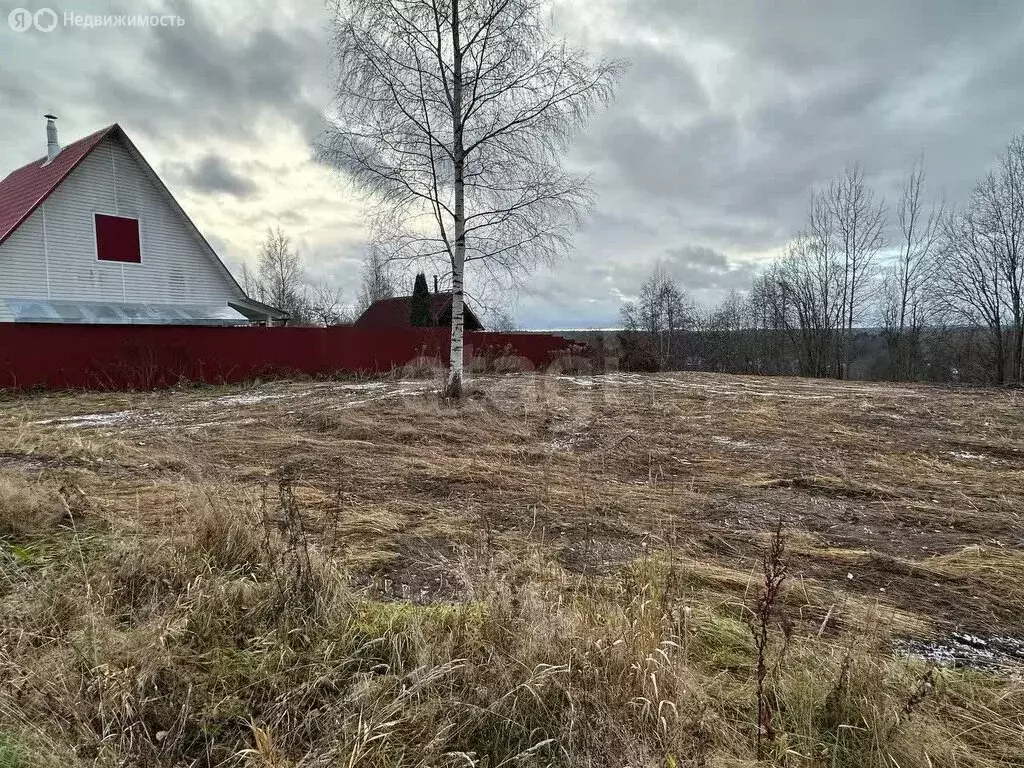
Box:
[354,293,484,330]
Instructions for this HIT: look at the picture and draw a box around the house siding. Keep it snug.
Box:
[0,134,242,307]
[0,211,48,298]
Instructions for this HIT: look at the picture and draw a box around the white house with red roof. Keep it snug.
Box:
[0,117,286,325]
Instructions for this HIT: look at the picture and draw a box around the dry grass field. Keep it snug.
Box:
[0,372,1022,767]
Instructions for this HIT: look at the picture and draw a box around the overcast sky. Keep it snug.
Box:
[3,0,1023,328]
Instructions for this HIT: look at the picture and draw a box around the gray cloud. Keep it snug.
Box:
[539,0,1024,326]
[169,154,260,198]
[91,1,327,143]
[661,246,757,293]
[515,243,754,329]
[4,0,1024,328]
[598,41,709,113]
[629,0,1022,72]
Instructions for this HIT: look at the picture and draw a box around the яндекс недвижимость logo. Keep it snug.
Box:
[8,7,58,32]
[8,7,184,31]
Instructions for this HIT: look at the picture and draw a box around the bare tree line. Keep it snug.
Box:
[619,264,694,370]
[621,134,1024,386]
[241,228,524,329]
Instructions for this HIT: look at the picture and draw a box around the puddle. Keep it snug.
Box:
[897,633,1024,672]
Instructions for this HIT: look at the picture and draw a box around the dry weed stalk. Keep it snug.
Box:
[752,518,788,760]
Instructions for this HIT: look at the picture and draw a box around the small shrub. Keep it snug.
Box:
[618,332,661,372]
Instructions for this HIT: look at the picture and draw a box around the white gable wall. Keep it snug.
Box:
[0,211,47,298]
[0,134,243,306]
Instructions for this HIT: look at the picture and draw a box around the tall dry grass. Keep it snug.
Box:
[0,479,1021,767]
[0,472,67,538]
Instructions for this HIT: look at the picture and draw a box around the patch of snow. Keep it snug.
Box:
[341,386,439,408]
[545,436,584,452]
[391,387,438,397]
[36,410,140,429]
[948,450,988,461]
[896,633,1024,672]
[184,418,257,430]
[742,390,835,400]
[343,398,379,408]
[596,374,839,400]
[331,382,389,391]
[200,392,299,407]
[712,436,756,449]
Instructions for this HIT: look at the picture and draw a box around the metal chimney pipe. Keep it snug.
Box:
[44,114,60,163]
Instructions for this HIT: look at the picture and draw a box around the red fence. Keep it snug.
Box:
[0,324,583,390]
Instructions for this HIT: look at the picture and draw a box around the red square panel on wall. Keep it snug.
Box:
[95,214,141,263]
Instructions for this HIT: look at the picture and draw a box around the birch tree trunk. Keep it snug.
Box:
[447,0,466,397]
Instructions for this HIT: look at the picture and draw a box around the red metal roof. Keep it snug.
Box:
[0,124,117,247]
[354,293,484,330]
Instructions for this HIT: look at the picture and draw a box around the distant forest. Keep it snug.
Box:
[594,134,1024,387]
[568,326,1003,386]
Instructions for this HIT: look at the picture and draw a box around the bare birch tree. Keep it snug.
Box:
[881,159,942,379]
[307,278,352,326]
[487,308,517,332]
[355,245,397,315]
[935,209,1008,383]
[700,289,757,373]
[317,0,621,396]
[776,231,845,377]
[240,262,258,298]
[747,268,790,374]
[256,227,308,321]
[973,135,1024,384]
[620,265,693,369]
[824,164,886,378]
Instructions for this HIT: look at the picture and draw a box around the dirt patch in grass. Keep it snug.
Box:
[1,373,1024,765]
[1,373,1022,635]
